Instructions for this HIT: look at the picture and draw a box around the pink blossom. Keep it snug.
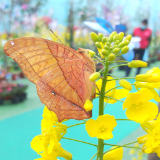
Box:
[42,16,52,25]
[21,4,28,10]
[7,87,12,91]
[0,88,3,92]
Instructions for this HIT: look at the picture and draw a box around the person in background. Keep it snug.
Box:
[126,19,152,76]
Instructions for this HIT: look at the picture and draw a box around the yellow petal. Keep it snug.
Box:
[144,102,158,121]
[126,105,149,123]
[48,131,59,154]
[57,146,72,160]
[139,89,154,102]
[30,135,46,153]
[38,150,58,160]
[149,88,160,102]
[85,119,98,137]
[103,147,123,160]
[107,88,129,104]
[96,115,117,140]
[97,114,117,129]
[96,77,116,93]
[114,88,129,100]
[105,77,116,91]
[97,129,113,140]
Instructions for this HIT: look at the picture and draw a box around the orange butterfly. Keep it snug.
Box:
[3,36,95,121]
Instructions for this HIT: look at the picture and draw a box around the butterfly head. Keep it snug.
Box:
[78,47,88,54]
[78,48,95,58]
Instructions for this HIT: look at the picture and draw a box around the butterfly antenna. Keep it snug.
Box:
[50,29,64,45]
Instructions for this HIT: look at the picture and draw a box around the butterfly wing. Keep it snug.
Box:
[4,37,95,121]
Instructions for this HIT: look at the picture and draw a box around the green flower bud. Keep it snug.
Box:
[95,42,102,49]
[107,37,112,43]
[87,50,96,57]
[102,37,107,44]
[106,42,110,46]
[119,79,132,91]
[118,32,124,42]
[108,53,116,62]
[104,45,108,50]
[123,40,130,45]
[113,45,118,49]
[90,32,98,42]
[105,46,112,51]
[128,60,148,68]
[109,31,117,41]
[101,49,109,56]
[121,46,129,54]
[113,34,119,42]
[114,40,120,45]
[113,48,120,53]
[124,35,132,42]
[89,72,101,81]
[98,33,104,42]
[104,45,112,51]
[118,42,125,48]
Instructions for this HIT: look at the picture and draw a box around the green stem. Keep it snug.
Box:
[104,86,121,94]
[108,74,120,79]
[103,141,138,155]
[97,139,104,160]
[108,64,128,71]
[107,77,135,81]
[104,96,124,102]
[97,60,109,160]
[62,137,97,147]
[104,143,140,149]
[104,83,135,95]
[94,55,103,62]
[98,68,105,73]
[94,55,105,67]
[67,122,86,128]
[103,98,110,109]
[90,152,98,160]
[109,60,129,63]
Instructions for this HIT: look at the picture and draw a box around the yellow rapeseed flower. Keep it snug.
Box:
[103,147,123,160]
[85,114,117,140]
[123,89,158,123]
[96,77,129,104]
[31,107,70,159]
[138,114,160,157]
[31,129,61,154]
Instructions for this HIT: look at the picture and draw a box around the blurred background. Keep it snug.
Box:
[0,0,160,160]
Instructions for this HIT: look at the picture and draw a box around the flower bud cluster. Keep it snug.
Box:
[90,31,132,60]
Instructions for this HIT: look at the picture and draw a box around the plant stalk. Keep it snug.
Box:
[97,61,109,160]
